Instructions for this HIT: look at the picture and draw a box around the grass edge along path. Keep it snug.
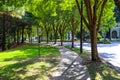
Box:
[0,44,60,80]
[65,46,120,80]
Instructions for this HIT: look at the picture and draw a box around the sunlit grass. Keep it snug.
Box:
[65,46,120,80]
[0,44,60,80]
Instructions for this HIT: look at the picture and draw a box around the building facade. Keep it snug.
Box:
[111,23,120,39]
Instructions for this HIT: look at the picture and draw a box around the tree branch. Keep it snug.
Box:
[75,0,90,30]
[114,0,120,11]
[97,0,107,31]
[84,0,92,25]
[93,0,98,24]
[96,1,102,10]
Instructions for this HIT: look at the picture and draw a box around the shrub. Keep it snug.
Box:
[98,38,110,44]
[97,33,102,41]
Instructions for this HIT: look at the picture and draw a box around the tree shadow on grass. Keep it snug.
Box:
[0,57,60,80]
[87,62,120,80]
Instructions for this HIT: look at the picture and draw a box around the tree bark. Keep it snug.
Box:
[54,32,57,44]
[71,17,75,48]
[21,26,24,43]
[44,25,50,44]
[60,34,63,46]
[90,27,100,61]
[114,0,120,11]
[71,31,75,48]
[46,32,49,44]
[13,31,16,43]
[28,33,30,43]
[17,29,20,45]
[2,14,6,51]
[58,23,66,46]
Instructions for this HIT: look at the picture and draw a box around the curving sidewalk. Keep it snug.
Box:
[52,44,91,80]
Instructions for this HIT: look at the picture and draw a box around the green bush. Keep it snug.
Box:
[97,33,102,41]
[98,38,110,44]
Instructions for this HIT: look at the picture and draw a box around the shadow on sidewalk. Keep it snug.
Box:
[53,46,90,80]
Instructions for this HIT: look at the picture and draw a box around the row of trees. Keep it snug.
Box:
[1,0,120,61]
[26,0,81,46]
[0,0,38,51]
[0,12,33,51]
[27,0,116,61]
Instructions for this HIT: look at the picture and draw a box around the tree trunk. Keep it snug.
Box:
[2,14,6,51]
[60,34,63,46]
[30,35,32,44]
[71,31,75,48]
[54,32,57,44]
[14,31,16,43]
[28,33,30,43]
[46,33,49,44]
[21,26,24,43]
[17,29,20,45]
[90,27,100,61]
[71,17,75,48]
[114,0,120,11]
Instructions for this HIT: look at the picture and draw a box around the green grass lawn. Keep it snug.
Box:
[0,44,60,80]
[65,46,120,80]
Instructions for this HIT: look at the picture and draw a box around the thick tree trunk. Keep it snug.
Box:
[90,28,100,61]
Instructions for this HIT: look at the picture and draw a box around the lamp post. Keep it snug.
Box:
[80,0,83,53]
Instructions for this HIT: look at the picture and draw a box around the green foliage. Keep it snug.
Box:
[97,33,102,41]
[100,1,116,34]
[22,11,35,24]
[114,6,120,22]
[98,38,110,44]
[0,0,28,18]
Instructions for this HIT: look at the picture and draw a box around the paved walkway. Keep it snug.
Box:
[52,45,90,80]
